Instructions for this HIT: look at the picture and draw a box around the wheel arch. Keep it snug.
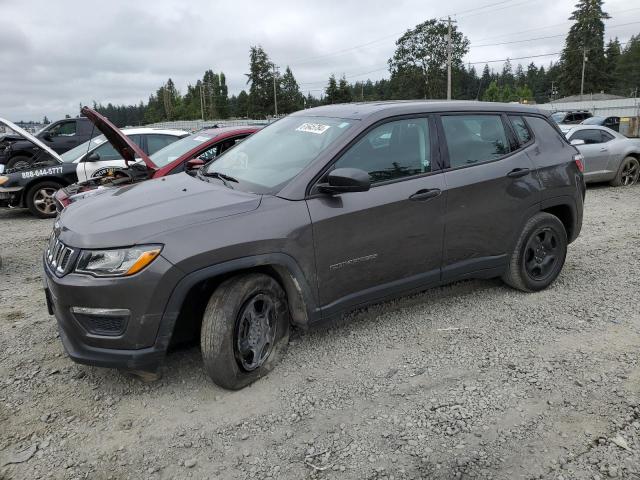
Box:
[21,177,68,207]
[162,254,318,350]
[539,198,578,243]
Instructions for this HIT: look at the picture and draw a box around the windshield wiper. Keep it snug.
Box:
[199,170,239,188]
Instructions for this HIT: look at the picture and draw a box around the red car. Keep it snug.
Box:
[56,107,260,209]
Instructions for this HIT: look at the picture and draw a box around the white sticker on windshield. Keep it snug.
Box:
[193,136,209,142]
[94,138,105,144]
[296,123,331,135]
[338,122,350,128]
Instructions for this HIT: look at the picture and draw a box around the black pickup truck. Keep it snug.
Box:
[0,117,99,171]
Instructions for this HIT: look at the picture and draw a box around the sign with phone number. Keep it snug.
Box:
[21,167,63,179]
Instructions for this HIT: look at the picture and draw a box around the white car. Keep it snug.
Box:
[60,127,188,182]
[562,125,640,186]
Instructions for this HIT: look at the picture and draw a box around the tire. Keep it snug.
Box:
[6,155,32,170]
[200,273,290,390]
[26,181,62,219]
[610,156,639,187]
[502,212,568,292]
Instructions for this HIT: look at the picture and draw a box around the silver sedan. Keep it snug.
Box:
[561,125,640,186]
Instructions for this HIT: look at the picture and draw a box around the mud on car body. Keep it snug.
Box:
[55,113,261,210]
[44,101,585,390]
[0,115,186,218]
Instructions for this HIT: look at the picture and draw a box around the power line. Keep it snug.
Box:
[473,20,640,47]
[283,0,535,67]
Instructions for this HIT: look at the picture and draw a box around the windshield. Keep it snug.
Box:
[202,116,355,193]
[150,132,216,168]
[60,135,108,163]
[550,112,565,123]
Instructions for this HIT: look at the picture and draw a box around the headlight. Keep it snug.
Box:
[74,245,162,277]
[0,176,8,185]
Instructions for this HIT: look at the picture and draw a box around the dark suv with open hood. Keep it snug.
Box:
[43,101,585,389]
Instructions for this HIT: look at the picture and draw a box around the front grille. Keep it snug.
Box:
[46,233,76,276]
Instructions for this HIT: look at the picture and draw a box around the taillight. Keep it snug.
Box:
[573,153,584,173]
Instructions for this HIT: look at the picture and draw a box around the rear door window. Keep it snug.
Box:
[509,115,533,145]
[441,115,510,168]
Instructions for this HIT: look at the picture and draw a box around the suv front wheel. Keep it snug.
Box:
[503,212,568,292]
[200,273,290,390]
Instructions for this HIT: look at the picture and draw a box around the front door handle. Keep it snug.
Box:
[599,147,608,152]
[507,168,531,178]
[409,188,441,201]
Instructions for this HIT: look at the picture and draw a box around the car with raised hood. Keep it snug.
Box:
[55,113,261,210]
[0,114,187,218]
[0,116,101,171]
[43,101,585,390]
[562,124,640,186]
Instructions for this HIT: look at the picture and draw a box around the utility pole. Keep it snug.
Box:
[272,64,279,117]
[580,47,588,100]
[199,83,205,121]
[445,16,456,101]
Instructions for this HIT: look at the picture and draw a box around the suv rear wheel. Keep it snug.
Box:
[503,212,568,292]
[200,273,290,390]
[26,180,62,219]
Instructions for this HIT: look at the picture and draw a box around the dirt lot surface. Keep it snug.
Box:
[1,185,639,480]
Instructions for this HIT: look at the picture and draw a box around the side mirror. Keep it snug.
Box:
[186,158,205,170]
[42,133,53,142]
[86,152,101,162]
[570,139,585,146]
[317,168,370,194]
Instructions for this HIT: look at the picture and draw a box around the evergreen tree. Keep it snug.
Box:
[325,75,339,104]
[246,46,276,117]
[559,0,610,95]
[604,38,621,93]
[280,66,303,113]
[478,64,492,100]
[615,35,640,95]
[337,75,352,103]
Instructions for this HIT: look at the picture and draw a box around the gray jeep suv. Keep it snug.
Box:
[43,101,585,389]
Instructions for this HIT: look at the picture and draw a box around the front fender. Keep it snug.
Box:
[156,253,319,353]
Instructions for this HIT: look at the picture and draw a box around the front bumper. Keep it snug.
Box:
[43,253,183,371]
[0,186,23,207]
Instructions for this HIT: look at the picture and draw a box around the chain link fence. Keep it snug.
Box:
[138,119,271,132]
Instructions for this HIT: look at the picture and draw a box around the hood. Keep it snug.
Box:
[57,172,261,248]
[80,106,157,170]
[0,117,62,162]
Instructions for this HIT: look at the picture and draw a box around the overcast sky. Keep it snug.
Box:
[0,0,638,121]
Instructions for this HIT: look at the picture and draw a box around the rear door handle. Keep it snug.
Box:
[409,188,441,201]
[507,168,531,178]
[599,147,608,152]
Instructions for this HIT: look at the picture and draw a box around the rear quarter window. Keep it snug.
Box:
[525,116,568,148]
[509,115,532,145]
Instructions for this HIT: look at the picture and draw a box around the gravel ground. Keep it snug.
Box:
[0,184,639,480]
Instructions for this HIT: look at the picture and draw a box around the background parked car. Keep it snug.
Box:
[581,115,621,132]
[0,116,101,171]
[0,118,186,218]
[562,124,640,186]
[551,111,593,125]
[56,107,260,209]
